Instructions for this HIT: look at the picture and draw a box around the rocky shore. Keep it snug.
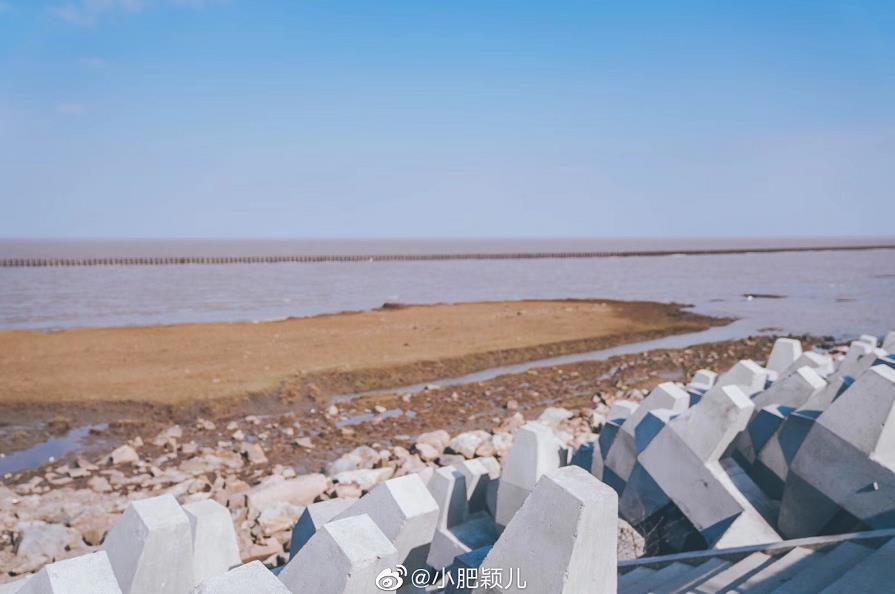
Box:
[0,334,815,583]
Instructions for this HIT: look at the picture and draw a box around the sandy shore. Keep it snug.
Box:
[0,299,722,445]
[1,332,810,579]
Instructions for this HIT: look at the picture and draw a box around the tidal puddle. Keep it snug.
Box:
[0,424,107,475]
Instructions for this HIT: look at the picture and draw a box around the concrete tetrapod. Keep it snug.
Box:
[102,494,195,594]
[17,551,122,594]
[473,466,618,594]
[779,364,895,538]
[192,561,289,594]
[494,422,565,531]
[603,382,690,490]
[278,514,399,594]
[638,385,780,548]
[182,500,241,586]
[333,474,439,573]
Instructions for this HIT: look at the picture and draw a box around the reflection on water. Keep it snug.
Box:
[0,424,107,475]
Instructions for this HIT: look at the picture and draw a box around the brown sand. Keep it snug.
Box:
[0,299,721,409]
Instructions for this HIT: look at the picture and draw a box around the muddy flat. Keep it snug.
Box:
[0,299,721,407]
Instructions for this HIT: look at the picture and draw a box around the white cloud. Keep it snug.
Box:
[52,0,145,26]
[56,102,87,116]
[52,0,224,26]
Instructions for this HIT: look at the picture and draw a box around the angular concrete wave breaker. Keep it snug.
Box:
[884,330,895,352]
[193,561,289,594]
[278,514,398,594]
[779,364,895,538]
[687,369,718,393]
[604,383,690,484]
[333,473,439,572]
[102,493,195,594]
[18,551,122,594]
[474,466,618,594]
[838,340,874,377]
[495,422,565,529]
[782,351,834,378]
[183,499,241,586]
[666,384,755,463]
[638,385,780,547]
[751,365,826,411]
[427,467,497,569]
[716,359,770,396]
[288,499,353,559]
[767,338,803,374]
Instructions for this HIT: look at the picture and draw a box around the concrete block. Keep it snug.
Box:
[687,369,718,393]
[667,384,754,463]
[183,500,241,586]
[429,467,470,530]
[474,466,617,594]
[716,360,769,396]
[638,386,779,547]
[495,422,565,529]
[633,409,675,453]
[288,499,354,559]
[783,351,834,378]
[604,383,690,486]
[767,338,803,374]
[838,341,874,377]
[590,440,604,481]
[334,474,439,572]
[858,333,879,348]
[428,513,497,571]
[752,365,826,411]
[0,579,27,594]
[102,493,195,594]
[779,364,895,538]
[884,330,895,352]
[18,551,122,594]
[454,459,493,515]
[608,400,638,423]
[192,561,289,594]
[278,514,398,594]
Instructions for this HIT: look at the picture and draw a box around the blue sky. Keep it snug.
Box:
[0,1,893,239]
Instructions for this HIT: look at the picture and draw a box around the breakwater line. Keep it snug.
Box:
[2,243,894,267]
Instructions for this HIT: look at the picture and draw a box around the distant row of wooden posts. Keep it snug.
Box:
[1,244,893,268]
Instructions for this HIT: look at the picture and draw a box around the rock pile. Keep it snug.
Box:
[3,331,894,593]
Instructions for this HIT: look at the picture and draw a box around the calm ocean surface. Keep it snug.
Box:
[1,239,893,339]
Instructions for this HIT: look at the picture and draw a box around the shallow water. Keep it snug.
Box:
[1,242,893,338]
[0,424,107,475]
